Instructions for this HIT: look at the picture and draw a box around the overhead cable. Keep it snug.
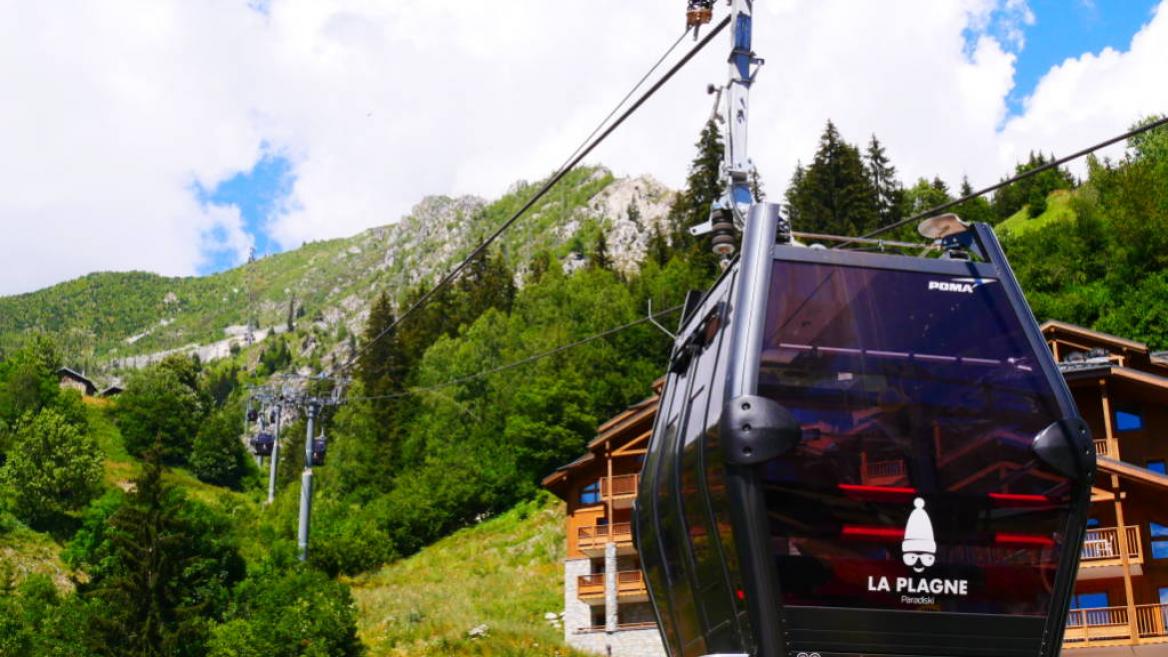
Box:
[339,304,684,403]
[835,114,1168,248]
[338,16,731,374]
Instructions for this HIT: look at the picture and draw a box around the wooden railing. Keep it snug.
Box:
[616,570,645,595]
[601,474,638,499]
[1064,604,1168,646]
[577,523,633,550]
[577,570,646,600]
[1094,439,1110,457]
[1064,606,1131,644]
[617,621,658,630]
[1080,526,1141,563]
[577,573,605,599]
[864,459,905,479]
[1135,603,1168,639]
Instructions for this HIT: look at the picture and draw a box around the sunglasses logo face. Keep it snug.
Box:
[901,498,937,573]
[902,552,935,572]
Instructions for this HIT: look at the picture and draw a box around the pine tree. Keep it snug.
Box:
[991,151,1075,219]
[785,121,880,236]
[953,176,994,225]
[784,163,806,228]
[662,119,724,265]
[864,135,903,229]
[592,231,613,271]
[87,445,240,656]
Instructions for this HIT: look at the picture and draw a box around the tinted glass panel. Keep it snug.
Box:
[759,261,1074,617]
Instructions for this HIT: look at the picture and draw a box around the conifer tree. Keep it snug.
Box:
[864,135,903,229]
[592,231,613,271]
[663,119,725,265]
[953,176,995,225]
[87,444,243,657]
[785,121,880,236]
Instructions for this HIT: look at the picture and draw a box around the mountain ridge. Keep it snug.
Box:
[0,167,678,373]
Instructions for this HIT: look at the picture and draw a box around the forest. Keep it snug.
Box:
[0,114,1166,656]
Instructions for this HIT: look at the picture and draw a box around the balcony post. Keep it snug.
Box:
[605,541,618,632]
[1100,379,1118,460]
[606,444,614,532]
[1112,475,1138,643]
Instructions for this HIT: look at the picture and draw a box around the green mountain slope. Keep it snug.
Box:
[995,188,1076,238]
[347,493,586,657]
[0,167,672,374]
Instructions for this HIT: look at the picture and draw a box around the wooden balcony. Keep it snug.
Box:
[616,569,648,602]
[601,474,638,509]
[861,458,906,486]
[577,573,605,604]
[576,570,648,605]
[1094,438,1117,458]
[1063,603,1168,649]
[577,522,635,556]
[1078,526,1143,579]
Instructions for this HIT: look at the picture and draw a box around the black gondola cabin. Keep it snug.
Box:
[634,204,1095,657]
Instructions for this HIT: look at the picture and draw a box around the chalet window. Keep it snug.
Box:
[1069,592,1111,627]
[580,481,600,505]
[1148,460,1167,475]
[1070,591,1108,609]
[1151,522,1168,559]
[1115,408,1143,432]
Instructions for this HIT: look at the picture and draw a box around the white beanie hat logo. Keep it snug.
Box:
[902,497,936,556]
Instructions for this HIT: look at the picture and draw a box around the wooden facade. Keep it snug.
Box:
[545,323,1168,654]
[543,382,662,640]
[1043,322,1168,652]
[57,367,97,396]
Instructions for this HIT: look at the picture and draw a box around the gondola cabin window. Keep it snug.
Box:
[757,260,1075,616]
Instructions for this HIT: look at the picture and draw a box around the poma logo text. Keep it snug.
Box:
[928,280,975,294]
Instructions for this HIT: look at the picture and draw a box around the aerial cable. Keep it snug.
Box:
[835,114,1168,248]
[337,15,731,375]
[553,28,691,180]
[338,304,685,404]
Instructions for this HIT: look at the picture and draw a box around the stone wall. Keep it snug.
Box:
[567,626,667,657]
[562,557,666,657]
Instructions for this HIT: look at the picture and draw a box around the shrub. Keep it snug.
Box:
[1,408,104,526]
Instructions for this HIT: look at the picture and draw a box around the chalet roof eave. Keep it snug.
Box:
[57,366,97,388]
[588,400,658,450]
[1041,320,1148,354]
[1061,363,1168,392]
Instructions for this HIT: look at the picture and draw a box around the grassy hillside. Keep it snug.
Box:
[995,188,1076,238]
[0,167,621,367]
[347,493,587,657]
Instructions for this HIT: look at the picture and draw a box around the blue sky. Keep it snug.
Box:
[195,152,295,274]
[1005,1,1159,116]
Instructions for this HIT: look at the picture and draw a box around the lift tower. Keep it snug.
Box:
[689,0,770,259]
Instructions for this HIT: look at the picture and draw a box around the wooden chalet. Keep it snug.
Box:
[57,367,97,396]
[543,381,664,656]
[1043,321,1168,653]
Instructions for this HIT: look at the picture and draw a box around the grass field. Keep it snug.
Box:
[995,189,1077,238]
[347,493,590,657]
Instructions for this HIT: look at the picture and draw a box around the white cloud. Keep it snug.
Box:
[0,0,1164,295]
